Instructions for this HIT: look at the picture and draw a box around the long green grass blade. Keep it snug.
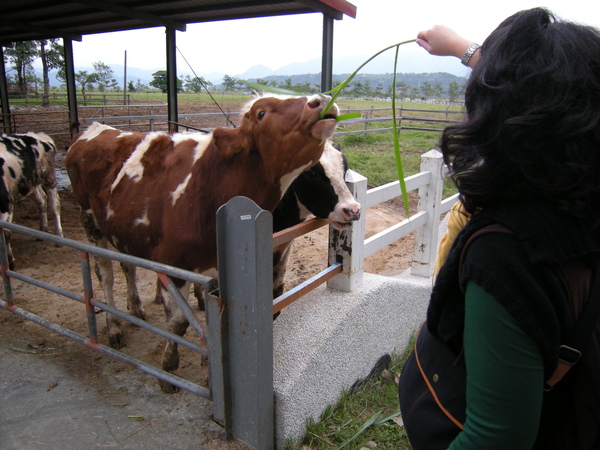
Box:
[391,46,410,217]
[320,39,416,216]
[334,410,382,449]
[320,39,417,118]
[373,409,402,425]
[243,81,304,95]
[336,112,361,122]
[334,409,402,449]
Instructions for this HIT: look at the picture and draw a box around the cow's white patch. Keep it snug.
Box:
[321,145,353,204]
[134,206,150,226]
[201,267,219,279]
[1,151,24,193]
[111,132,166,192]
[279,161,312,197]
[171,132,212,165]
[106,204,114,220]
[171,173,192,205]
[78,122,114,143]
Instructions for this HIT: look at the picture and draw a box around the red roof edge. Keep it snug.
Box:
[317,0,357,19]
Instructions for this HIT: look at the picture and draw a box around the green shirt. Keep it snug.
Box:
[449,281,545,449]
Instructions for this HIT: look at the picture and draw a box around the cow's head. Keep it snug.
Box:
[293,143,361,230]
[212,94,339,193]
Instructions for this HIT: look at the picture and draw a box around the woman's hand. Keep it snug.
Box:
[416,25,478,65]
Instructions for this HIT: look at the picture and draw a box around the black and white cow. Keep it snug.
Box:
[271,142,360,298]
[0,132,63,268]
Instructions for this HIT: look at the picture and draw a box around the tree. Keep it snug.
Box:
[447,81,462,102]
[184,75,211,93]
[420,81,435,100]
[75,70,100,105]
[390,81,408,98]
[128,80,136,92]
[222,74,237,91]
[280,78,293,90]
[352,80,366,97]
[135,79,149,92]
[93,61,118,91]
[5,41,37,96]
[38,39,63,106]
[149,70,183,93]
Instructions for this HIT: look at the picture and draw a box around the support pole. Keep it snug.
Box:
[0,46,11,134]
[63,39,79,137]
[320,14,334,92]
[165,28,178,133]
[215,196,274,449]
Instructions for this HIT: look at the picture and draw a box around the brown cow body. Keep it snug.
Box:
[66,94,339,392]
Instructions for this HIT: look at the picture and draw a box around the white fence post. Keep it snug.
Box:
[411,150,445,277]
[327,169,368,292]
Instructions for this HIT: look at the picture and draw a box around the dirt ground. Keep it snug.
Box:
[0,112,416,448]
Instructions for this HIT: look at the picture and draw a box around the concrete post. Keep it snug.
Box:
[411,150,444,277]
[327,169,368,292]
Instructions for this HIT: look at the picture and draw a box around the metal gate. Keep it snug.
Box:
[0,196,277,449]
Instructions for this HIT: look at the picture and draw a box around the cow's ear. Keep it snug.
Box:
[212,127,251,157]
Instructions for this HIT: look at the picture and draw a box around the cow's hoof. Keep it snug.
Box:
[108,331,125,349]
[133,309,148,322]
[159,379,180,394]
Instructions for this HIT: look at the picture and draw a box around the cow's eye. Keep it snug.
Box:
[257,111,266,120]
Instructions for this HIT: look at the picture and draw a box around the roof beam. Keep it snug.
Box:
[0,16,82,42]
[295,0,356,20]
[72,0,187,32]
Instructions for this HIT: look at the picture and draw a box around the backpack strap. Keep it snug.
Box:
[545,262,600,389]
[459,224,513,294]
[458,223,600,389]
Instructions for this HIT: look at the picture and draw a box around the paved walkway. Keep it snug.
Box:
[0,310,249,450]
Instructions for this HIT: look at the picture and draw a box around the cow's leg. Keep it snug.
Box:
[155,278,205,310]
[272,242,294,320]
[273,242,293,299]
[1,208,15,269]
[159,281,191,394]
[79,210,124,348]
[153,277,164,304]
[31,186,49,233]
[44,186,63,237]
[193,284,205,311]
[120,263,147,321]
[92,238,125,349]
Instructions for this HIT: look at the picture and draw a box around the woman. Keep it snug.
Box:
[399,8,600,449]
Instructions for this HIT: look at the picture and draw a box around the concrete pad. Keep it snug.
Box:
[273,270,432,447]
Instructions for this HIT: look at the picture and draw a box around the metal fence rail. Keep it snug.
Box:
[0,220,212,398]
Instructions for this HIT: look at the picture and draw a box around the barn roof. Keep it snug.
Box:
[0,0,357,45]
[0,0,357,137]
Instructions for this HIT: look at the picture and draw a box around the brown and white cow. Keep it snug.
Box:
[0,132,63,268]
[66,93,339,392]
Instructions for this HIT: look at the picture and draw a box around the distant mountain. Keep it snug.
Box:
[240,72,466,99]
[245,45,470,79]
[41,47,470,90]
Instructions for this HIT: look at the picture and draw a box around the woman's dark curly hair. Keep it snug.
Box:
[442,8,600,223]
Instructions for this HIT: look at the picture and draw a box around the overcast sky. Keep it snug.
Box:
[65,0,599,77]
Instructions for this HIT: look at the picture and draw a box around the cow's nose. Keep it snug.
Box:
[343,206,361,221]
[307,95,330,110]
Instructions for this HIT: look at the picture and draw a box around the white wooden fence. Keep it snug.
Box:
[327,149,458,292]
